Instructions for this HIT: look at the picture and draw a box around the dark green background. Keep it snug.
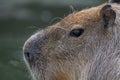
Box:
[0,0,106,80]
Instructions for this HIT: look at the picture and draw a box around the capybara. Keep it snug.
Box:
[23,0,120,80]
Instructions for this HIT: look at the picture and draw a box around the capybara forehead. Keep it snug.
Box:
[60,4,105,29]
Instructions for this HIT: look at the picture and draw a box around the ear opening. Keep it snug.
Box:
[100,5,116,28]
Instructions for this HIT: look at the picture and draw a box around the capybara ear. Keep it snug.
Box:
[100,5,116,28]
[109,0,120,3]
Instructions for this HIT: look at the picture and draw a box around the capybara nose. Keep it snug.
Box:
[24,52,31,62]
[23,30,47,63]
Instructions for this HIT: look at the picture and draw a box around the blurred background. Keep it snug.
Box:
[0,0,107,80]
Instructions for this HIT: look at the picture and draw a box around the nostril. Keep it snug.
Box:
[24,52,32,62]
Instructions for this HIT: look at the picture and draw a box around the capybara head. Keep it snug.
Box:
[23,0,120,80]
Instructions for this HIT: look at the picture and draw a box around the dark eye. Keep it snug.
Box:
[70,28,84,37]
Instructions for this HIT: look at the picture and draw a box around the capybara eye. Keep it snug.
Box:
[70,28,84,37]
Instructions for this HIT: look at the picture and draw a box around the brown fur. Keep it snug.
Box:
[23,3,120,80]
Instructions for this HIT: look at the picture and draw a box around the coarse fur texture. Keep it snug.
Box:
[23,3,120,80]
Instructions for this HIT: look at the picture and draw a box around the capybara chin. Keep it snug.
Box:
[23,0,120,80]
